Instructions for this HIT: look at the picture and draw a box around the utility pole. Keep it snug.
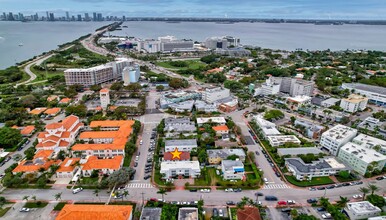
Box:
[141,192,145,207]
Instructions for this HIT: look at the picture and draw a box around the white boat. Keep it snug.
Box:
[19,43,23,46]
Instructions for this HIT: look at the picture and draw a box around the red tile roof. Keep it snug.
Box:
[237,207,262,220]
[33,150,53,159]
[56,204,133,220]
[57,158,80,173]
[82,156,123,171]
[163,151,190,161]
[72,144,124,151]
[30,108,47,115]
[21,125,35,135]
[59,98,71,104]
[212,125,229,132]
[44,108,61,115]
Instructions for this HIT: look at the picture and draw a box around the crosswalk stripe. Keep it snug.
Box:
[126,183,154,189]
[263,184,290,189]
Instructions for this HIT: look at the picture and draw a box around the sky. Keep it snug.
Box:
[1,0,386,20]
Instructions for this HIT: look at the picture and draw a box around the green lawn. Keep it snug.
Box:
[156,60,206,70]
[30,64,64,82]
[285,175,334,187]
[24,201,48,208]
[80,177,99,185]
[53,202,67,211]
[0,207,11,217]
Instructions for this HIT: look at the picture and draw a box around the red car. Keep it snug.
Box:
[277,201,287,205]
[149,198,157,202]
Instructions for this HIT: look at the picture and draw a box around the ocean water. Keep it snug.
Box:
[1,21,386,69]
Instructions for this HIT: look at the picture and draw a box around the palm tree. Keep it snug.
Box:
[237,197,250,209]
[319,197,329,207]
[358,187,369,201]
[368,184,379,195]
[22,196,29,202]
[123,190,129,201]
[31,195,37,202]
[54,192,62,201]
[93,189,100,201]
[336,196,349,207]
[290,209,298,218]
[157,189,167,202]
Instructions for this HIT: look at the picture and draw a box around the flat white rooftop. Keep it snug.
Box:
[322,124,357,141]
[160,161,200,170]
[196,117,226,124]
[346,201,381,214]
[340,142,386,163]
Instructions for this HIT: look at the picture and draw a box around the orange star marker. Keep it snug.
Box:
[171,148,182,160]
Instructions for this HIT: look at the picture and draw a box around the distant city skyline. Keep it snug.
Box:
[1,0,386,20]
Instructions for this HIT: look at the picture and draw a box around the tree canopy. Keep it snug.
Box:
[0,127,22,149]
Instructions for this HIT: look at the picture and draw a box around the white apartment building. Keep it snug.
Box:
[285,157,347,181]
[122,64,140,85]
[221,160,245,180]
[71,144,125,157]
[340,94,368,113]
[164,139,197,152]
[290,79,315,97]
[253,114,281,138]
[342,83,386,107]
[202,87,230,104]
[64,58,131,86]
[320,124,358,156]
[352,133,386,155]
[137,39,161,53]
[254,77,280,96]
[344,201,382,220]
[337,142,386,175]
[267,135,301,147]
[160,161,201,179]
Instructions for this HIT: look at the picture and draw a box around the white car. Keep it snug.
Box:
[20,208,30,212]
[263,178,268,183]
[200,189,211,193]
[72,187,83,194]
[219,209,224,217]
[322,213,332,219]
[140,140,143,145]
[257,201,262,205]
[352,195,363,199]
[225,188,233,192]
[287,200,296,205]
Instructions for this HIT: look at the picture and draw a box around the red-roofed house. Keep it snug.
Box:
[44,108,61,116]
[81,156,123,176]
[36,115,83,152]
[20,125,36,137]
[56,157,81,178]
[29,108,47,115]
[47,95,59,102]
[237,207,262,220]
[212,125,229,136]
[163,151,190,161]
[13,156,61,176]
[56,204,133,220]
[59,98,71,104]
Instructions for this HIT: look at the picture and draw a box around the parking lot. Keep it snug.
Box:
[2,202,57,220]
[203,206,228,220]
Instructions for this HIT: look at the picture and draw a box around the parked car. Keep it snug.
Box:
[114,194,123,199]
[322,213,332,219]
[189,189,197,192]
[200,189,211,193]
[309,187,316,191]
[72,187,83,194]
[219,209,224,217]
[20,208,30,212]
[317,207,326,212]
[265,196,278,201]
[275,172,281,177]
[144,175,151,180]
[255,192,264,196]
[226,201,235,205]
[352,194,363,199]
[287,200,296,205]
[213,208,219,217]
[307,198,318,204]
[233,188,242,192]
[317,186,326,190]
[342,183,351,186]
[134,162,138,167]
[225,188,233,192]
[326,185,335,189]
[376,176,384,180]
[4,157,11,162]
[255,151,260,155]
[277,201,287,205]
[281,208,292,213]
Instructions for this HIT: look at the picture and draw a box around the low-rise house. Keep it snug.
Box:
[237,207,262,220]
[163,150,190,161]
[344,201,382,220]
[207,149,246,164]
[287,96,311,111]
[140,207,162,220]
[285,157,347,181]
[59,98,72,105]
[178,207,198,220]
[36,115,83,152]
[165,139,197,152]
[13,151,60,176]
[196,117,226,126]
[267,135,301,147]
[253,114,281,138]
[277,147,323,157]
[81,155,124,176]
[221,159,245,180]
[29,107,47,115]
[212,125,229,136]
[164,117,196,138]
[160,161,201,179]
[337,142,386,175]
[44,107,61,116]
[20,125,35,137]
[56,204,133,220]
[294,119,325,139]
[56,157,80,178]
[47,95,59,102]
[321,98,340,108]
